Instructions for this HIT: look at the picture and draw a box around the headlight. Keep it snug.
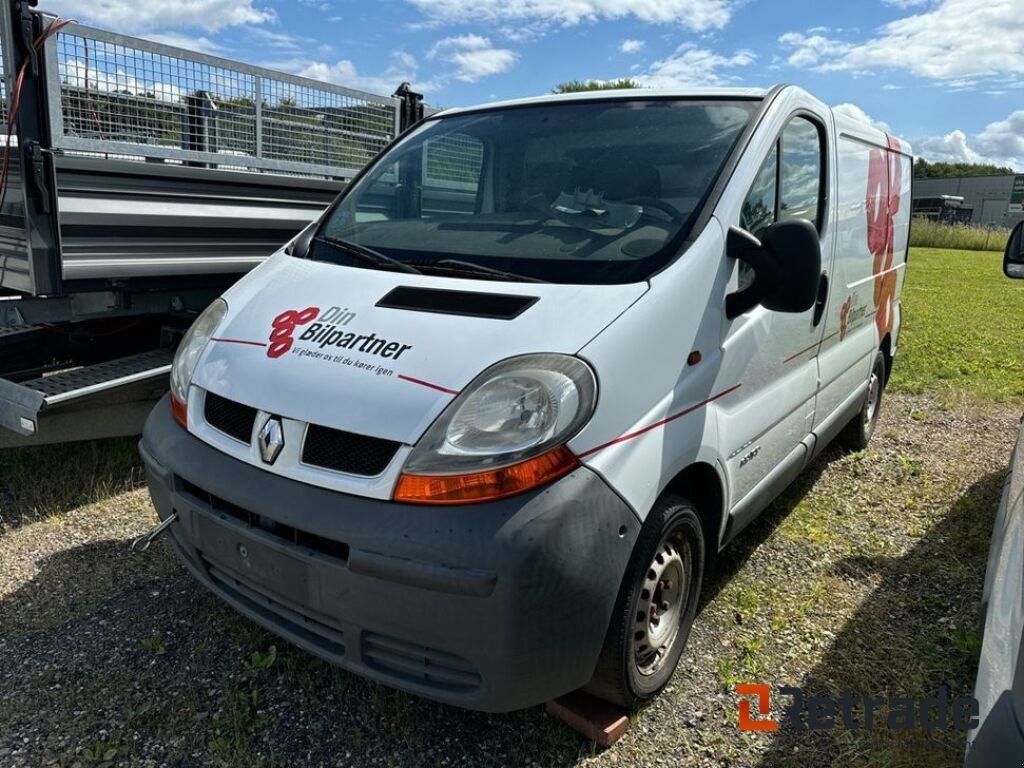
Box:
[395,354,597,504]
[169,299,227,419]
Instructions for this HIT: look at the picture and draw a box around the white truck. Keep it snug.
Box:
[140,86,913,712]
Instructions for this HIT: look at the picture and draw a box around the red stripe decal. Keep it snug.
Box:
[399,374,459,396]
[212,337,268,348]
[782,331,840,364]
[577,384,742,459]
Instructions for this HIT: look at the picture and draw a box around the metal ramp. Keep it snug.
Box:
[0,349,172,443]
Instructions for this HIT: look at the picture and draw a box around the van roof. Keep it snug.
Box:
[431,86,914,156]
[434,87,771,117]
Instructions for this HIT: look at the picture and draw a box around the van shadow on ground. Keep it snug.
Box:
[700,441,843,608]
[750,469,1005,768]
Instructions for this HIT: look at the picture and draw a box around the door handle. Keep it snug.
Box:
[813,272,829,327]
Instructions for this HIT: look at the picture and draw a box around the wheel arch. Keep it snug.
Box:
[880,333,893,385]
[664,461,726,558]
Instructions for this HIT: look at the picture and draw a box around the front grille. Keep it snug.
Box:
[204,392,257,443]
[362,632,481,693]
[302,424,400,476]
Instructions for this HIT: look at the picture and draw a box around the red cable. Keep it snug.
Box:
[82,36,105,139]
[0,17,76,211]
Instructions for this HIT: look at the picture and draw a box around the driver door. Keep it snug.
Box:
[718,113,834,517]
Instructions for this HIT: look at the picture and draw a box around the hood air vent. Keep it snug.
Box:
[376,286,538,320]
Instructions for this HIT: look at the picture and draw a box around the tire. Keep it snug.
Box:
[585,494,705,710]
[839,349,886,451]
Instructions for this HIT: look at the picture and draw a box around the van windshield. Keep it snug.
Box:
[315,98,758,285]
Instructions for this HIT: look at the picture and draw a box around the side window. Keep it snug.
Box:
[739,116,824,236]
[779,117,823,227]
[741,144,778,236]
[421,133,484,217]
[737,116,824,289]
[738,145,778,289]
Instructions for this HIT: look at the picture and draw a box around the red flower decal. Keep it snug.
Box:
[268,307,320,359]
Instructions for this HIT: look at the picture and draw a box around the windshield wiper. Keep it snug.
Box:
[421,258,547,284]
[315,236,421,275]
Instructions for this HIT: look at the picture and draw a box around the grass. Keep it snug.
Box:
[909,218,1011,252]
[0,437,143,530]
[891,247,1024,400]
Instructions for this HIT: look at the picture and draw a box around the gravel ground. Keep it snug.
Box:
[0,392,1019,768]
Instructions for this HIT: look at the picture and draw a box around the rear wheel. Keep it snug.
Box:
[586,494,705,710]
[839,349,886,451]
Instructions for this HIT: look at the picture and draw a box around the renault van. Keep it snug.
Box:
[140,85,912,712]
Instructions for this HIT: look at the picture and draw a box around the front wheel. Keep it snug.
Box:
[839,349,886,451]
[585,495,705,710]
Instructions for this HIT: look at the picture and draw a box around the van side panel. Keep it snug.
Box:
[814,131,911,433]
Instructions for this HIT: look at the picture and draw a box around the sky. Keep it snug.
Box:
[41,0,1024,170]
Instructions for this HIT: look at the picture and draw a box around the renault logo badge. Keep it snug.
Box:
[257,416,285,465]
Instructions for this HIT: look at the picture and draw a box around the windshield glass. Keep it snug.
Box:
[315,98,758,284]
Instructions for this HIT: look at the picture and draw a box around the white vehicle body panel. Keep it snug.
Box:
[182,85,912,544]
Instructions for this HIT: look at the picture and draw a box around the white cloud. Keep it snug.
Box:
[832,103,891,133]
[247,28,303,51]
[974,110,1024,166]
[916,110,1024,169]
[779,0,1024,85]
[428,35,518,82]
[636,44,754,88]
[407,0,735,32]
[619,39,645,54]
[139,32,222,54]
[61,59,184,102]
[42,0,275,33]
[295,52,435,95]
[916,130,987,164]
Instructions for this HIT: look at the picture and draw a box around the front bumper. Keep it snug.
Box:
[140,396,641,712]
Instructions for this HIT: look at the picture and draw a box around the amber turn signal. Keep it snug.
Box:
[394,445,579,505]
[170,393,188,428]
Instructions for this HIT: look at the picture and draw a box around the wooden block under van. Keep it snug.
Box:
[545,691,630,747]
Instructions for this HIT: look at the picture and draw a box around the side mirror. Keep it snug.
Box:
[726,219,822,319]
[286,219,320,259]
[1005,221,1024,279]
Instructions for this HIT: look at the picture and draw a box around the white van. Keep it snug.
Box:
[141,85,912,712]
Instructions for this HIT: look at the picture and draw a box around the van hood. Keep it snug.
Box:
[192,253,646,444]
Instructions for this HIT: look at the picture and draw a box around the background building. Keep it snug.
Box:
[912,174,1024,229]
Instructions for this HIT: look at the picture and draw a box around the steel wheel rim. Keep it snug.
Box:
[631,533,690,677]
[864,368,881,433]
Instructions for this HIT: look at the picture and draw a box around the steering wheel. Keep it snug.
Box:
[624,197,685,224]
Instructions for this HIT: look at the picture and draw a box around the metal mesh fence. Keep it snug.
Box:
[425,133,483,186]
[47,25,400,178]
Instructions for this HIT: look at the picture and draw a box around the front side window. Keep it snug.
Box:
[741,144,778,236]
[739,115,824,237]
[779,118,823,227]
[315,99,759,284]
[737,116,824,289]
